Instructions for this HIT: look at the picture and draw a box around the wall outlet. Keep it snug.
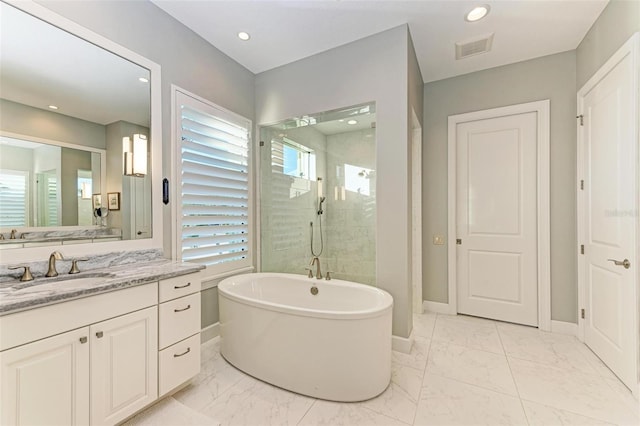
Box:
[433,235,445,245]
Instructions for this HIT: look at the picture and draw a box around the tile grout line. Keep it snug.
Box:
[518,397,621,425]
[295,398,317,426]
[410,312,438,425]
[359,405,414,426]
[496,323,531,426]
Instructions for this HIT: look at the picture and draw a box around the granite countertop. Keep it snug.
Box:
[0,234,120,245]
[0,259,204,316]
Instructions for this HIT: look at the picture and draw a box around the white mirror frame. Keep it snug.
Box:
[0,0,163,264]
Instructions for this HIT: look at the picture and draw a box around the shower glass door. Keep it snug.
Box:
[259,102,376,285]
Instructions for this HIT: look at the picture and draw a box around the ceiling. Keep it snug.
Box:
[0,2,150,127]
[152,0,608,82]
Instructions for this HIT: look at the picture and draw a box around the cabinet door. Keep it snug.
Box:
[90,306,157,426]
[0,327,90,425]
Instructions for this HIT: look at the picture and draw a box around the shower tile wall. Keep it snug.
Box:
[325,128,376,285]
[260,124,376,286]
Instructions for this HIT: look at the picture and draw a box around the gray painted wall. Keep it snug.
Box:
[576,0,640,89]
[0,99,105,149]
[422,51,578,323]
[60,147,91,226]
[256,25,414,338]
[37,0,256,259]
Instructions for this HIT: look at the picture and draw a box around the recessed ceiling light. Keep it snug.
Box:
[138,77,149,83]
[238,31,250,41]
[465,5,490,22]
[48,105,58,110]
[347,120,358,125]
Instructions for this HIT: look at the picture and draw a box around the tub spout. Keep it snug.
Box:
[310,257,323,280]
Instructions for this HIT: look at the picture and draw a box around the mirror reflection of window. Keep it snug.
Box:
[0,170,29,227]
[37,171,59,227]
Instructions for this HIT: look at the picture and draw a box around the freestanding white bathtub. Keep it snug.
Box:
[218,272,393,402]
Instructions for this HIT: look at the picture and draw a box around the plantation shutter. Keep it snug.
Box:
[177,92,252,275]
[46,175,58,226]
[0,170,29,227]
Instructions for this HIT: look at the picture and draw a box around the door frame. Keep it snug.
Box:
[447,100,551,331]
[576,32,639,394]
[411,108,423,314]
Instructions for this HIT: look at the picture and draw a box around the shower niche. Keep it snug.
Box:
[259,103,376,285]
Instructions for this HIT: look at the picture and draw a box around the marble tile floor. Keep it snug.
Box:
[125,313,639,426]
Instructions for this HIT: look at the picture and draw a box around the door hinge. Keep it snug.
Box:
[456,239,462,245]
[580,180,584,190]
[581,308,585,319]
[576,114,584,126]
[580,244,584,254]
[259,141,265,147]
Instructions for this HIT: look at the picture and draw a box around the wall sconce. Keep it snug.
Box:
[123,134,148,177]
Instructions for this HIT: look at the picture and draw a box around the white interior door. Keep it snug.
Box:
[456,112,538,326]
[579,34,638,391]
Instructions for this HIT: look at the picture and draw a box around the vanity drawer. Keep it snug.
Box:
[159,293,200,349]
[159,273,201,303]
[158,333,200,396]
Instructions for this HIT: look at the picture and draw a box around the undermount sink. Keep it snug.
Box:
[12,274,112,294]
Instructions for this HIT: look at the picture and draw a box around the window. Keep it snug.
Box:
[0,169,29,227]
[174,90,252,277]
[271,137,316,198]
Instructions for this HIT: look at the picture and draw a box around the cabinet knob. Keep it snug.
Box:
[79,336,88,344]
[96,331,104,338]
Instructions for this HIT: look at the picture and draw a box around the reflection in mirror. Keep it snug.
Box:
[260,102,377,285]
[0,136,103,227]
[0,1,153,247]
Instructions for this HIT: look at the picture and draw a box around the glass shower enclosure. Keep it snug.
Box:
[259,102,376,285]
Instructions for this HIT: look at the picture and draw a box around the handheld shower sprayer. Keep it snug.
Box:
[317,196,326,215]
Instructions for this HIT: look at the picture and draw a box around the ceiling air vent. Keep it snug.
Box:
[455,33,494,60]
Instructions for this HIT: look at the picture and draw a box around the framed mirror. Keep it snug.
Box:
[0,0,162,260]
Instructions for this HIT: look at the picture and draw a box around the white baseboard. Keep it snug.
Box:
[551,320,578,336]
[422,300,454,314]
[201,322,220,343]
[392,334,413,354]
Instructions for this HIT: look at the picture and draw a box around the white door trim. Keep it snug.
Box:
[576,32,639,394]
[447,100,551,331]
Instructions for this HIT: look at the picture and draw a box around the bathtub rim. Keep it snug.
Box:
[218,272,393,320]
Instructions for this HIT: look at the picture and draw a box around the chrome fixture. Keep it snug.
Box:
[69,258,89,274]
[9,265,34,282]
[46,251,64,277]
[9,229,17,239]
[310,256,323,280]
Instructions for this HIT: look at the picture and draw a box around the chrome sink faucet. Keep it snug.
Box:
[310,256,323,280]
[46,251,64,277]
